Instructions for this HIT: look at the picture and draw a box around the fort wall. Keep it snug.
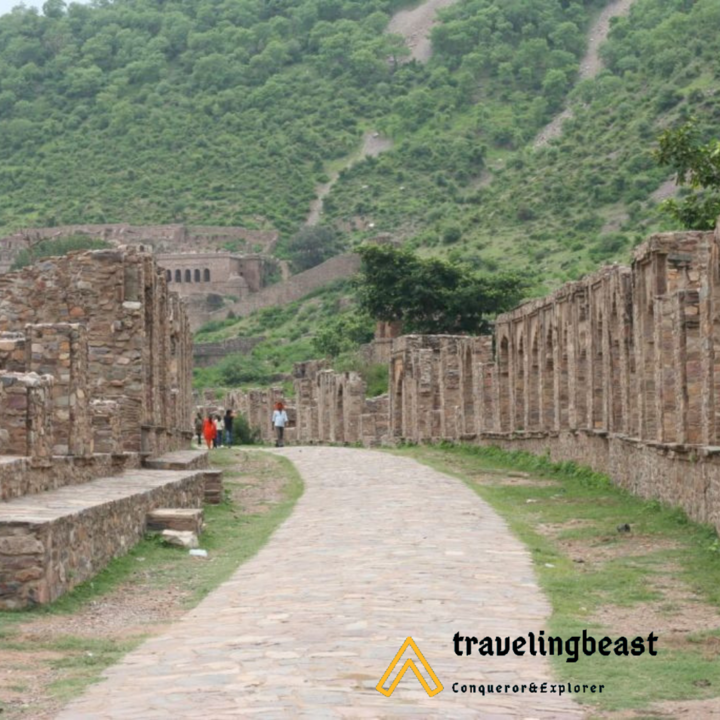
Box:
[233,223,720,531]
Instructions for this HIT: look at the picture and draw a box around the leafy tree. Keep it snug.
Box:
[655,120,720,230]
[355,244,528,335]
[312,310,374,357]
[286,226,344,273]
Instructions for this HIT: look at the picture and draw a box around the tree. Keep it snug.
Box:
[655,119,720,230]
[286,226,344,273]
[355,244,528,335]
[313,310,374,357]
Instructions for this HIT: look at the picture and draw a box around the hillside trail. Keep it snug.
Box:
[304,0,458,227]
[305,132,392,227]
[55,447,584,719]
[386,0,460,63]
[533,0,637,149]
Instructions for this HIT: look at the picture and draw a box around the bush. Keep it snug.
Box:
[11,235,110,270]
[230,413,260,445]
[286,226,345,273]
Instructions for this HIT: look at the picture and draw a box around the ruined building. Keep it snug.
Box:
[0,225,280,331]
[0,247,214,609]
[235,223,720,531]
[0,223,279,273]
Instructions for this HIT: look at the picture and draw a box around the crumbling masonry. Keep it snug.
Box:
[0,246,202,608]
[234,225,720,531]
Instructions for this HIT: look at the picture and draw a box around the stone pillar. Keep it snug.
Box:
[25,323,92,457]
[634,259,659,442]
[389,354,405,440]
[417,347,436,441]
[679,290,703,444]
[91,399,122,454]
[0,372,54,466]
[527,321,540,431]
[342,374,366,444]
[440,338,461,439]
[557,306,570,431]
[541,319,556,432]
[655,294,677,443]
[497,332,511,432]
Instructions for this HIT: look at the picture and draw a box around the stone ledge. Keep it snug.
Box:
[0,467,206,609]
[0,452,142,502]
[143,449,209,472]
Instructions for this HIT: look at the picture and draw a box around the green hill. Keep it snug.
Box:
[323,0,720,284]
[1,0,720,389]
[3,0,716,254]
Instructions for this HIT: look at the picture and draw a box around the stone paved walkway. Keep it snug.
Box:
[57,447,585,719]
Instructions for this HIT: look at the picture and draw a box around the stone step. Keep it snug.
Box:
[203,469,224,505]
[0,467,207,609]
[146,508,204,535]
[143,449,209,472]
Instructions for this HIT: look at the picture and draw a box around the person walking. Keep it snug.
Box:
[223,409,234,446]
[203,415,215,450]
[214,415,222,448]
[194,413,203,446]
[272,402,288,448]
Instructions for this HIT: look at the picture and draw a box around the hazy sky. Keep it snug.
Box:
[0,0,44,14]
[0,0,89,17]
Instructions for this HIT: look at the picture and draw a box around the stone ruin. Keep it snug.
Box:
[0,246,220,609]
[230,223,720,532]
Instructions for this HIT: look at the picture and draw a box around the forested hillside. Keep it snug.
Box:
[0,0,411,233]
[0,0,719,283]
[325,0,720,283]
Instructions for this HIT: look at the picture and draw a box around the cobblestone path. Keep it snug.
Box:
[57,447,585,719]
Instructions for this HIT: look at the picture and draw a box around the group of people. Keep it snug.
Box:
[194,402,289,448]
[195,409,234,449]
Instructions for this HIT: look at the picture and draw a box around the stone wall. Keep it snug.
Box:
[158,252,270,299]
[0,372,54,465]
[269,222,720,531]
[26,324,92,457]
[0,246,193,456]
[193,336,266,368]
[0,224,279,272]
[0,247,194,501]
[197,253,361,326]
[1,468,206,607]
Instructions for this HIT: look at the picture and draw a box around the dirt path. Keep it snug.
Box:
[306,132,392,227]
[55,447,584,719]
[386,0,461,63]
[534,0,637,149]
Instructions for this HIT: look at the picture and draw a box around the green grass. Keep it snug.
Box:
[0,450,302,715]
[391,442,720,713]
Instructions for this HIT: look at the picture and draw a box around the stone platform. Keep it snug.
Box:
[0,463,209,609]
[144,449,209,472]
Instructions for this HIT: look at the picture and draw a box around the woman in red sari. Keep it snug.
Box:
[203,415,216,450]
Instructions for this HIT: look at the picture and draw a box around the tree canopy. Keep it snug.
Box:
[286,226,345,273]
[655,119,720,231]
[355,244,527,335]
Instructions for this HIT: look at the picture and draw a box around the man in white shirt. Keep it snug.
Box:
[272,402,288,447]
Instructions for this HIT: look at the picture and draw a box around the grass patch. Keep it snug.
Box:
[391,442,720,713]
[0,450,302,718]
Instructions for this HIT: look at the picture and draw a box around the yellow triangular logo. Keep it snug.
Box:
[376,637,444,697]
